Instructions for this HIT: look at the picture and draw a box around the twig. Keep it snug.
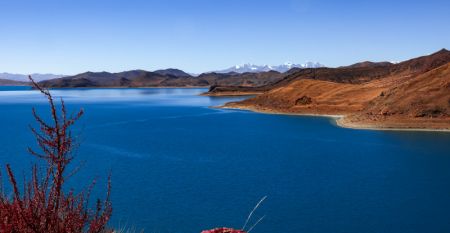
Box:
[242,196,267,230]
[247,215,265,233]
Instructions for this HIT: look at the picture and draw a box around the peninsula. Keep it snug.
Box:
[217,49,450,130]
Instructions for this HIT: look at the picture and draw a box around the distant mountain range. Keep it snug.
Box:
[0,62,323,85]
[0,78,29,86]
[38,69,285,88]
[0,73,65,82]
[215,62,324,73]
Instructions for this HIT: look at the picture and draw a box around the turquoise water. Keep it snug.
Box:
[1,87,450,233]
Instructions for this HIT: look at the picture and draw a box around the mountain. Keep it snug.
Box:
[38,69,285,88]
[0,78,29,86]
[154,68,192,77]
[206,48,450,96]
[38,69,176,88]
[215,62,324,73]
[0,73,65,82]
[344,61,394,68]
[222,49,450,130]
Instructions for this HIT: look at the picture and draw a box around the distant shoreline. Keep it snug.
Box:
[37,86,210,90]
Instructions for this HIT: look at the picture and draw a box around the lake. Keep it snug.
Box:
[0,87,450,233]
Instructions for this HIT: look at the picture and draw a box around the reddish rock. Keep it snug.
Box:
[295,95,313,105]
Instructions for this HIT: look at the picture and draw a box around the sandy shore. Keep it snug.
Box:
[219,105,450,133]
[201,91,263,96]
[336,119,450,132]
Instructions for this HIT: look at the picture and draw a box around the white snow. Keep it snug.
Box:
[215,62,324,73]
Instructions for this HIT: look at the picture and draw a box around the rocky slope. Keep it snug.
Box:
[223,49,450,130]
[341,62,450,129]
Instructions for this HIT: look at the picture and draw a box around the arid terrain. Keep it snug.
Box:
[221,49,450,130]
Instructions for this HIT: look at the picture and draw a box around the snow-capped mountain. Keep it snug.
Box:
[215,62,324,74]
[0,73,65,82]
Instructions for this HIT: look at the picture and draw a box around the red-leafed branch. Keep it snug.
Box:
[0,76,112,233]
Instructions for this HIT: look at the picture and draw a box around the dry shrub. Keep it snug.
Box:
[0,76,112,233]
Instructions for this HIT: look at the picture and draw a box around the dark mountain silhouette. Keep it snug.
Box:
[154,68,191,77]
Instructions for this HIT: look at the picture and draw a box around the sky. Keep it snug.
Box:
[0,0,449,75]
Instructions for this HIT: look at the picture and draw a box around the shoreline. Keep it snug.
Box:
[219,105,344,119]
[41,86,209,90]
[219,105,450,133]
[201,92,262,97]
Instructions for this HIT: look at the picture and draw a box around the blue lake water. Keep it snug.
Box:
[0,87,450,233]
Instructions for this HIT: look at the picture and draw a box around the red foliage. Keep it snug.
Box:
[0,76,112,233]
[201,228,246,233]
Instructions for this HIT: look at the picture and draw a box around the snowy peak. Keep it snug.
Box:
[216,62,324,73]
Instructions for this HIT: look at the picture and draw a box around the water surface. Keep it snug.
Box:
[0,87,449,233]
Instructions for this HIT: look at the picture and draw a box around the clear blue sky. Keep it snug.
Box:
[0,0,449,74]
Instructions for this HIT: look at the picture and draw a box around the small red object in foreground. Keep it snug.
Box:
[201,227,246,233]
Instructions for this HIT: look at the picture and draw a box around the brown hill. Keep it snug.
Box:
[389,49,450,76]
[224,76,391,115]
[224,49,450,130]
[206,66,393,95]
[341,63,450,129]
[206,49,450,96]
[344,61,393,68]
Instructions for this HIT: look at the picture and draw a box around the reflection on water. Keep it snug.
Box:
[0,87,249,107]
